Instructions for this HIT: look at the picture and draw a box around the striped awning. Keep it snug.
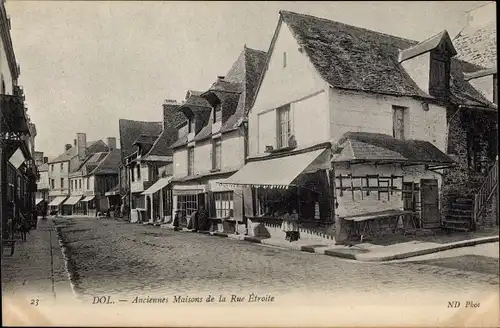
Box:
[63,196,83,206]
[220,148,329,188]
[81,195,95,202]
[48,196,67,207]
[142,177,172,195]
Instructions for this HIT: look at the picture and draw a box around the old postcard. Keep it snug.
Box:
[1,0,498,326]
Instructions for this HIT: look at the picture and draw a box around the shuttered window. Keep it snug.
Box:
[277,104,291,148]
[212,138,221,170]
[392,106,406,140]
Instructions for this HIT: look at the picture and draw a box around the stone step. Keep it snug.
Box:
[449,202,473,210]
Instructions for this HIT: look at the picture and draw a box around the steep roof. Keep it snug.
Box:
[333,132,454,165]
[118,119,163,161]
[278,11,495,108]
[49,140,108,163]
[398,30,456,62]
[453,20,496,69]
[279,10,427,98]
[92,149,121,175]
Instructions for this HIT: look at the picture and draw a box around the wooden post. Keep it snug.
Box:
[328,168,336,222]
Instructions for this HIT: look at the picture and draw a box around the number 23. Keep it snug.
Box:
[30,299,39,306]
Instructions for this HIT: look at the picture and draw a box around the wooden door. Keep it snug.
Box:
[420,179,440,229]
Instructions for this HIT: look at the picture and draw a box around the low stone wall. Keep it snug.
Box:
[247,217,336,243]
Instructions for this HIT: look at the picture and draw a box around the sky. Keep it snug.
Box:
[5,0,489,159]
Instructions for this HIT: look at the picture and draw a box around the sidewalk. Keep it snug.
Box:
[160,223,499,262]
[1,218,75,306]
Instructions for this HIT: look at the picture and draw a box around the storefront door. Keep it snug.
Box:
[420,179,440,229]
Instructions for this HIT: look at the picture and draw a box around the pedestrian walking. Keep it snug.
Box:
[173,210,181,231]
[197,203,209,231]
[42,199,48,220]
[281,208,300,242]
[18,215,31,242]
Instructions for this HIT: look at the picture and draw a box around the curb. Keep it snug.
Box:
[158,222,499,262]
[356,235,500,262]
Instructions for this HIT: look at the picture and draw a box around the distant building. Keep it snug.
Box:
[34,151,49,203]
[46,133,112,213]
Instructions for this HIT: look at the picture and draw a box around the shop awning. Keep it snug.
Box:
[332,132,455,168]
[64,196,83,206]
[220,148,328,188]
[142,177,172,195]
[81,195,95,202]
[172,184,206,196]
[35,198,44,205]
[48,196,67,207]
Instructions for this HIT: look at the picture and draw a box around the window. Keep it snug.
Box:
[392,106,406,140]
[177,194,198,218]
[86,177,90,189]
[213,104,222,123]
[137,164,141,180]
[277,104,291,148]
[131,166,135,182]
[213,192,234,218]
[188,118,196,133]
[60,163,64,172]
[187,147,195,176]
[51,179,55,189]
[212,138,221,170]
[79,179,82,190]
[283,52,287,68]
[51,164,54,172]
[162,188,172,218]
[60,178,64,189]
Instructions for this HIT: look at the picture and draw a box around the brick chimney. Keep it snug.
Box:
[163,99,182,131]
[106,137,117,151]
[76,133,87,160]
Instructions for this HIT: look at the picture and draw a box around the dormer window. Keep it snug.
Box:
[213,104,222,123]
[188,118,195,133]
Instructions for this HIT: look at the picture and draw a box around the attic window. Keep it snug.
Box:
[213,104,222,123]
[283,52,287,68]
[188,118,195,133]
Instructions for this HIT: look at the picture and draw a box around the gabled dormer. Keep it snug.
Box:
[464,67,498,105]
[399,30,457,100]
[178,90,212,143]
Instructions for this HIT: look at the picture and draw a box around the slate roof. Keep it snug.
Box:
[118,119,163,161]
[449,59,495,108]
[49,140,108,163]
[279,11,495,108]
[453,20,497,69]
[332,132,454,165]
[280,10,428,98]
[92,149,121,175]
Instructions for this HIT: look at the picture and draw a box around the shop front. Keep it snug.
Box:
[172,184,207,228]
[142,177,173,224]
[61,195,83,216]
[48,196,68,215]
[221,145,335,241]
[81,195,97,217]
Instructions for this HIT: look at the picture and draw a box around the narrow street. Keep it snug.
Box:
[55,216,499,303]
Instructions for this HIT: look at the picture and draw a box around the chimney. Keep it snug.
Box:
[65,144,72,151]
[163,99,182,132]
[217,76,225,80]
[74,139,77,146]
[106,137,117,151]
[76,132,87,160]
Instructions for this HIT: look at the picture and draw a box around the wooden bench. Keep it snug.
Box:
[342,210,416,243]
[3,239,16,257]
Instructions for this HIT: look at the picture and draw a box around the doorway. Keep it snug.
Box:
[420,179,440,229]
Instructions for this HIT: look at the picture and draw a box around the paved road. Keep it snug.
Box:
[55,217,499,302]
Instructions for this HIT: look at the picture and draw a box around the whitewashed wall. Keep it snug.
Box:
[328,88,448,152]
[249,20,327,155]
[173,148,188,178]
[221,130,245,171]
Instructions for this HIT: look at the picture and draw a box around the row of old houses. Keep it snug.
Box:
[37,5,498,244]
[1,0,38,247]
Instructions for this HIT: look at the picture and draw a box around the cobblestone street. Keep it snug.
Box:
[55,216,499,302]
